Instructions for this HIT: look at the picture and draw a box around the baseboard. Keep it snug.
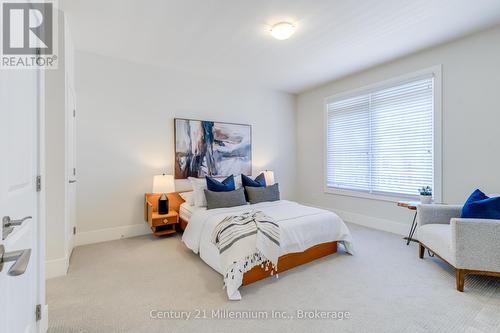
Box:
[75,223,151,247]
[334,208,408,236]
[73,207,406,248]
[47,224,151,277]
[45,256,69,279]
[300,202,408,236]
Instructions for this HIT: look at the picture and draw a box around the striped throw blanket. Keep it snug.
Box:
[212,210,280,299]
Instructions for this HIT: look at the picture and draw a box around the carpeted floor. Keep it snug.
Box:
[47,223,500,333]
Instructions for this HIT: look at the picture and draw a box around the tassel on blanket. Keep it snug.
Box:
[222,251,279,291]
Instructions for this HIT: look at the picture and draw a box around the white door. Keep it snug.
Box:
[0,67,42,332]
[67,87,77,255]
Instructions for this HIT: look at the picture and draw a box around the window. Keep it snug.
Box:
[326,71,440,200]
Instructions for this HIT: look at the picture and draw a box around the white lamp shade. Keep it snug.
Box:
[262,170,275,186]
[153,174,175,193]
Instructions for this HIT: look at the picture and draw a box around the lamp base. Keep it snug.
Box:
[158,194,169,215]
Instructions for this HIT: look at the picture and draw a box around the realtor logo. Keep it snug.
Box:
[1,0,58,68]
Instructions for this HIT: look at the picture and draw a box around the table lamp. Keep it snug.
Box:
[153,174,175,215]
[262,170,275,186]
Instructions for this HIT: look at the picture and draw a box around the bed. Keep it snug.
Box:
[178,201,203,222]
[166,192,353,300]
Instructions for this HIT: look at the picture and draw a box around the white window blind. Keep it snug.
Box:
[326,75,434,198]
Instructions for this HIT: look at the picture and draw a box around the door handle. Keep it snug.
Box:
[2,216,32,228]
[0,245,31,276]
[69,180,77,184]
[2,216,32,240]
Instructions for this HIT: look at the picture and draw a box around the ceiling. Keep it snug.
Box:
[61,0,500,93]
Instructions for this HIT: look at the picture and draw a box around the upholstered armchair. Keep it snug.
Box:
[416,204,500,291]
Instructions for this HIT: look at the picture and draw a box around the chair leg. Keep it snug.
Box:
[456,269,465,292]
[419,243,425,259]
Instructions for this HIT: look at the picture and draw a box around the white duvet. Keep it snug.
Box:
[182,200,354,299]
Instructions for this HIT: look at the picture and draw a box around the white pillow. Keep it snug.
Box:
[179,191,195,206]
[188,177,208,207]
[233,175,242,189]
[188,175,242,207]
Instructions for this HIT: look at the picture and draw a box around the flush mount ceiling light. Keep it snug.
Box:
[270,22,295,40]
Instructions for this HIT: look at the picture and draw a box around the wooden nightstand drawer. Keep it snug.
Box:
[151,215,177,227]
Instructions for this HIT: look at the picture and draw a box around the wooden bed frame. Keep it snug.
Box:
[147,192,338,285]
[242,241,337,285]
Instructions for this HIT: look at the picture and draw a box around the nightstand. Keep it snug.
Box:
[148,210,179,237]
[144,193,179,237]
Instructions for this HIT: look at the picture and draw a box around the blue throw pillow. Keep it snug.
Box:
[206,175,235,192]
[242,173,266,188]
[461,189,500,220]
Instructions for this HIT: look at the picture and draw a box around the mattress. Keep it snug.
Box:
[179,202,205,221]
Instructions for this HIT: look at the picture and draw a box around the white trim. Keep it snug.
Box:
[36,57,47,333]
[64,14,77,262]
[301,202,408,236]
[75,223,151,246]
[323,65,443,203]
[432,65,443,204]
[45,256,69,279]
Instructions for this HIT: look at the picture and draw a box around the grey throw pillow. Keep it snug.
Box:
[204,188,247,210]
[245,183,280,204]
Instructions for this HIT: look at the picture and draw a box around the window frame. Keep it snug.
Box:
[323,66,442,203]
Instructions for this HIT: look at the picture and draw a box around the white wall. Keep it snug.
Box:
[296,25,500,235]
[74,51,296,244]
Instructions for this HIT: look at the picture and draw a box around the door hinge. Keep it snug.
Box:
[36,176,42,192]
[73,226,76,235]
[35,304,42,321]
[73,109,76,117]
[73,168,76,176]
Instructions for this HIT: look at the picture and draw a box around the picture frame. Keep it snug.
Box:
[174,118,252,179]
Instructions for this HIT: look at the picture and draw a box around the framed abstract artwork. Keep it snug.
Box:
[174,118,252,179]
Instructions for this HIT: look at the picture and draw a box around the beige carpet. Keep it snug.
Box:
[47,223,500,333]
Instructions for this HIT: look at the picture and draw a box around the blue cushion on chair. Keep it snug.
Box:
[241,173,266,188]
[461,189,500,220]
[206,175,235,192]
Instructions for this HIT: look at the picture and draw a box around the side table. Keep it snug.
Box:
[397,201,419,245]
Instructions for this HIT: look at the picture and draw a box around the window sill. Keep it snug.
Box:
[324,187,419,203]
